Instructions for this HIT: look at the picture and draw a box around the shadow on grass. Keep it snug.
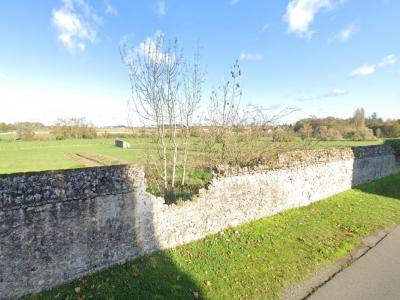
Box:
[384,139,400,158]
[355,173,400,200]
[28,251,203,300]
[352,139,400,200]
[5,166,205,300]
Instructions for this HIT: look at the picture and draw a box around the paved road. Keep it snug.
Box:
[310,227,400,300]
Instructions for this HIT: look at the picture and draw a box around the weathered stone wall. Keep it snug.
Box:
[0,166,145,299]
[138,145,400,251]
[0,145,399,299]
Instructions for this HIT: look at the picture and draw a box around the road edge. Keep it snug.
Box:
[282,226,398,300]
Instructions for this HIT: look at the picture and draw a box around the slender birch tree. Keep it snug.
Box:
[180,48,204,186]
[120,33,182,192]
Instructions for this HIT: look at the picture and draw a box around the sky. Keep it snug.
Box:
[0,0,399,126]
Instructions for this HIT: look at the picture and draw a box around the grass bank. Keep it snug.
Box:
[26,173,400,300]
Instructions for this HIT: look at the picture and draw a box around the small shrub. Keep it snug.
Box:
[344,127,376,141]
[381,122,400,138]
[190,126,204,138]
[16,124,35,141]
[33,133,54,141]
[272,130,295,142]
[299,123,313,140]
[316,126,342,141]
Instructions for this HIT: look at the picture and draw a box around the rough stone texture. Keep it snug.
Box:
[144,146,399,251]
[213,144,395,177]
[0,166,144,299]
[0,165,142,211]
[0,145,399,299]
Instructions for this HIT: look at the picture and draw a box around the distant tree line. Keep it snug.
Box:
[0,119,97,141]
[51,118,97,140]
[0,122,45,133]
[294,108,400,141]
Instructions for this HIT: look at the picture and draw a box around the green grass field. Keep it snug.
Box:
[24,173,400,300]
[0,135,384,175]
[0,137,149,174]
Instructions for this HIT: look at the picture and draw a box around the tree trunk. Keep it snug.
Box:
[160,121,168,191]
[181,124,190,186]
[171,121,178,188]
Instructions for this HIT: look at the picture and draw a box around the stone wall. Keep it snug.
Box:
[0,145,399,299]
[138,145,400,251]
[0,166,145,299]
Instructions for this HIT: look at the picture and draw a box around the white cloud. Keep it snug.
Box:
[239,51,264,61]
[121,31,172,66]
[324,89,348,97]
[376,54,397,67]
[335,23,356,41]
[284,0,334,38]
[297,88,348,101]
[266,104,283,110]
[52,0,100,52]
[0,73,5,80]
[137,32,172,64]
[350,64,376,77]
[297,95,315,101]
[155,1,166,16]
[351,54,397,77]
[105,2,118,16]
[231,0,240,5]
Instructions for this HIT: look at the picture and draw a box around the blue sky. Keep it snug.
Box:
[0,0,399,126]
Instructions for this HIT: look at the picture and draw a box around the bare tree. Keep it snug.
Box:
[122,37,299,200]
[120,33,183,192]
[207,59,242,163]
[180,48,204,185]
[203,60,300,167]
[162,40,183,189]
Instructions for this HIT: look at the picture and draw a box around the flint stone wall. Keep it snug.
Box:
[0,166,145,299]
[0,145,399,299]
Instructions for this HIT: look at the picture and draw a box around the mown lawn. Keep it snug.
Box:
[0,138,148,174]
[0,136,384,175]
[25,173,400,300]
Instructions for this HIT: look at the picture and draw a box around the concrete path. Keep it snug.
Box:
[309,227,400,300]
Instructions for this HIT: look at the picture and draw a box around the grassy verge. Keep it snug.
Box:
[25,173,400,300]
